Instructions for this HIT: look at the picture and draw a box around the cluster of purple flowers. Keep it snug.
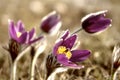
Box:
[8,10,111,80]
[7,10,111,79]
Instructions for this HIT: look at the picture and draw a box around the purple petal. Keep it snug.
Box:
[29,28,35,40]
[63,35,77,49]
[17,20,25,32]
[8,20,17,40]
[83,14,105,24]
[17,32,27,44]
[40,11,60,33]
[28,36,44,44]
[82,14,104,31]
[57,54,83,69]
[53,39,63,56]
[84,18,111,33]
[70,50,90,62]
[60,30,69,40]
[81,10,107,23]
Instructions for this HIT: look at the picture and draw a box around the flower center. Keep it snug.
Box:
[17,32,22,38]
[57,46,72,59]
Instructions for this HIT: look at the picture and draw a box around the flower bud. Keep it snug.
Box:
[40,11,61,35]
[81,10,112,33]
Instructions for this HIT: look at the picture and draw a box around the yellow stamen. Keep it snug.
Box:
[57,46,72,59]
[58,46,66,54]
[17,32,22,38]
[65,51,72,59]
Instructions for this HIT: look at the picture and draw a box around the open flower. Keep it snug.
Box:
[40,11,61,35]
[53,30,90,68]
[81,10,112,33]
[8,20,43,44]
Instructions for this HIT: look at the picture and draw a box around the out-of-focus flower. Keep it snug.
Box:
[81,10,112,33]
[53,30,90,68]
[112,43,120,69]
[40,11,61,35]
[8,20,43,44]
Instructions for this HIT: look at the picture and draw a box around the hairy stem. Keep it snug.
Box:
[11,46,31,80]
[30,41,46,80]
[71,27,82,35]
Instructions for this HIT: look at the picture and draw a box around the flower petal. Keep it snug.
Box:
[53,39,63,56]
[70,50,90,62]
[82,14,104,24]
[18,32,27,44]
[60,30,69,40]
[8,20,17,40]
[84,18,111,33]
[28,36,44,44]
[63,34,77,49]
[17,20,25,32]
[81,10,107,22]
[57,54,83,69]
[29,28,35,40]
[81,14,104,32]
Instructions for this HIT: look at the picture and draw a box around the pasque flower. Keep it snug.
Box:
[40,11,61,35]
[9,20,43,44]
[81,10,111,33]
[53,30,90,68]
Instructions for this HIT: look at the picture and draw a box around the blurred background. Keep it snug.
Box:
[0,0,120,80]
[0,0,120,45]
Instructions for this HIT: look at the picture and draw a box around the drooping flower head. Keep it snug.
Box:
[81,10,112,33]
[53,30,90,68]
[40,11,62,35]
[8,20,43,44]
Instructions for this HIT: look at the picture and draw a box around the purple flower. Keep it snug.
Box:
[8,20,43,44]
[40,11,61,35]
[81,10,112,33]
[53,30,90,68]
